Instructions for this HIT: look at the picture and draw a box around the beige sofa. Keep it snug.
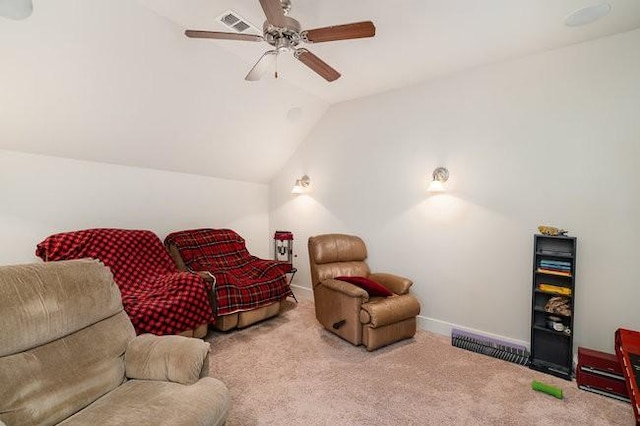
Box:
[0,259,230,426]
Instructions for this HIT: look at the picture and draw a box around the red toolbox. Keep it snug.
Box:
[577,347,630,403]
[615,329,640,425]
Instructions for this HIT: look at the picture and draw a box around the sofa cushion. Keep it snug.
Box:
[58,378,230,426]
[0,259,123,357]
[125,334,210,385]
[0,311,134,426]
[0,260,135,426]
[335,276,393,297]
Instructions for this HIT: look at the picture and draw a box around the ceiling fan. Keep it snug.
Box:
[185,0,375,82]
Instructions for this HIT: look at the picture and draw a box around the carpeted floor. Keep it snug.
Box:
[206,299,633,425]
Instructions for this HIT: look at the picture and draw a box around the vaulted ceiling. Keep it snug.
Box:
[2,0,639,182]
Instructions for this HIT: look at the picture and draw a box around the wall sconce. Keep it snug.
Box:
[0,0,33,20]
[291,175,310,194]
[427,167,449,192]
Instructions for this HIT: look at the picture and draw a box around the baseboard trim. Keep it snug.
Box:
[290,284,313,300]
[291,285,529,350]
[416,314,530,351]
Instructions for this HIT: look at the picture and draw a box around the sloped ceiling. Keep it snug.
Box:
[0,0,329,183]
[1,0,639,183]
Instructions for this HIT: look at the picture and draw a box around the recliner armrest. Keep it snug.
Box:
[368,272,413,295]
[320,278,369,300]
[125,334,211,385]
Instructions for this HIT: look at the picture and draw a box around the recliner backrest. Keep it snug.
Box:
[35,228,178,291]
[308,234,370,287]
[165,228,252,271]
[0,260,135,426]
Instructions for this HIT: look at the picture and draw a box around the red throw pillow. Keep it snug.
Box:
[335,276,393,297]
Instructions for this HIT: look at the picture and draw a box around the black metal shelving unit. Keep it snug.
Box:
[529,234,577,380]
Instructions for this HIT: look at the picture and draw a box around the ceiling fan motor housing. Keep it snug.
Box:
[263,16,301,52]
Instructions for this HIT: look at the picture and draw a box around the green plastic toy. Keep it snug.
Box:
[531,380,563,399]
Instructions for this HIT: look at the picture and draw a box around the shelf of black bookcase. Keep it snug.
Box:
[535,250,573,258]
[535,270,572,278]
[533,325,571,338]
[533,307,572,319]
[534,289,573,298]
[530,358,572,380]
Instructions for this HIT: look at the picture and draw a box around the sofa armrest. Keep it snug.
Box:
[368,272,413,295]
[125,334,211,385]
[320,278,369,300]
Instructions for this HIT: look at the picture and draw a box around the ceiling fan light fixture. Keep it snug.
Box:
[564,3,612,27]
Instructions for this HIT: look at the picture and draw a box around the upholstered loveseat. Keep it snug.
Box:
[165,228,292,331]
[0,260,230,425]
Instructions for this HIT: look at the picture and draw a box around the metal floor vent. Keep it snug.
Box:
[216,10,261,35]
[451,328,530,366]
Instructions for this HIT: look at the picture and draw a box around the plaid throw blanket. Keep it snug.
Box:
[35,228,213,336]
[164,228,291,316]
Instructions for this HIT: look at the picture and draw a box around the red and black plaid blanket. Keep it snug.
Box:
[164,228,291,316]
[35,228,213,336]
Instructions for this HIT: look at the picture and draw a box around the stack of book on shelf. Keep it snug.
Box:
[538,283,572,296]
[537,259,571,277]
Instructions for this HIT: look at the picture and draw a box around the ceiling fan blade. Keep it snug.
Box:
[259,0,287,28]
[294,49,341,82]
[303,21,375,43]
[245,50,277,81]
[185,30,263,42]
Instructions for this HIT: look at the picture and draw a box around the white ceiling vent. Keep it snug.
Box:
[216,10,261,35]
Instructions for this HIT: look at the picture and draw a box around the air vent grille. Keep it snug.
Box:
[221,13,239,26]
[451,328,530,366]
[216,10,260,35]
[233,21,250,32]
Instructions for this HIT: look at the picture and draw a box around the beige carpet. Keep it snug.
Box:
[206,299,633,425]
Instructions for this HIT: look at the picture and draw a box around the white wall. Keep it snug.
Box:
[270,29,640,352]
[0,149,270,265]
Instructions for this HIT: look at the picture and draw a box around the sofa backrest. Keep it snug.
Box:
[165,228,252,271]
[0,260,135,426]
[35,228,178,292]
[308,234,371,288]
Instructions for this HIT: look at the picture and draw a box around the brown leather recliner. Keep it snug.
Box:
[308,234,421,351]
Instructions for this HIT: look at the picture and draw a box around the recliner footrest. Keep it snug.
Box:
[360,294,421,328]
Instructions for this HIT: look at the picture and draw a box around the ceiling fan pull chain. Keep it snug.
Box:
[275,53,279,79]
